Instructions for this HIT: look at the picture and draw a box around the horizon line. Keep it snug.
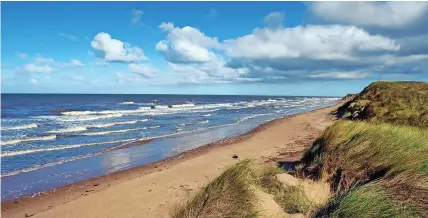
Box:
[0,92,343,98]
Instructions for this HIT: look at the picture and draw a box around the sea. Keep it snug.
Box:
[1,94,340,200]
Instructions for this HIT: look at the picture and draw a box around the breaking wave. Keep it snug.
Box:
[1,123,38,131]
[171,103,195,108]
[120,101,134,105]
[148,125,161,129]
[82,127,147,136]
[1,139,135,158]
[237,113,276,123]
[89,120,144,128]
[58,114,123,122]
[48,126,87,133]
[1,135,56,146]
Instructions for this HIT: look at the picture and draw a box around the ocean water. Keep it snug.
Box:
[1,94,339,200]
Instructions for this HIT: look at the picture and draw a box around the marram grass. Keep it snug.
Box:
[170,160,258,218]
[300,121,428,217]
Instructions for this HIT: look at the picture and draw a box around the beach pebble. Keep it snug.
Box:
[232,154,239,159]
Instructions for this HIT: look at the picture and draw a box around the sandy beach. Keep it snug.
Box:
[2,102,341,218]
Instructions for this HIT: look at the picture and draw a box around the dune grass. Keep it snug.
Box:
[171,81,428,218]
[338,81,428,127]
[170,160,258,218]
[314,183,419,218]
[299,121,428,217]
[259,167,314,214]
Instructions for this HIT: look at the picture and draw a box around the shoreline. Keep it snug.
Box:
[1,102,343,217]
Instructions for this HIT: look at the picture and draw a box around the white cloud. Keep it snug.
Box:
[58,32,78,41]
[225,25,399,61]
[166,55,250,84]
[129,63,158,78]
[156,22,220,63]
[132,9,143,25]
[310,2,428,28]
[24,64,54,73]
[91,32,148,63]
[70,59,84,67]
[33,56,55,64]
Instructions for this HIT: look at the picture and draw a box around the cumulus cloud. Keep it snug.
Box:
[24,64,54,73]
[156,22,220,63]
[164,55,251,84]
[132,9,144,25]
[129,63,158,78]
[91,32,148,63]
[225,25,399,61]
[113,9,428,85]
[310,2,428,29]
[153,18,410,84]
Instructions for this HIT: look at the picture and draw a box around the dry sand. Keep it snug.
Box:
[2,103,341,218]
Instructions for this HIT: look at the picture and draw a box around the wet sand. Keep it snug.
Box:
[2,102,342,218]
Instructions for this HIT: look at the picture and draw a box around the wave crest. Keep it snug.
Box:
[1,139,135,158]
[58,114,123,122]
[82,127,147,136]
[1,123,38,131]
[1,135,56,146]
[48,126,87,133]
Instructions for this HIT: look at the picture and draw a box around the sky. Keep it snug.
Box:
[2,1,428,96]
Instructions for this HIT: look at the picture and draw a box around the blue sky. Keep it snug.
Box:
[2,2,428,96]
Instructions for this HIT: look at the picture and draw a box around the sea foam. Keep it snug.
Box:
[82,127,147,136]
[58,114,123,122]
[1,135,56,146]
[48,126,87,133]
[1,138,135,158]
[1,123,38,131]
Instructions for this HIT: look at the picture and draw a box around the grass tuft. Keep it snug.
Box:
[259,167,314,214]
[299,121,428,217]
[170,160,258,218]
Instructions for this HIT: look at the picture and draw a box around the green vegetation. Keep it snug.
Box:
[170,160,258,218]
[172,81,428,218]
[260,167,314,214]
[300,81,428,217]
[338,81,428,127]
[171,162,319,217]
[300,121,428,217]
